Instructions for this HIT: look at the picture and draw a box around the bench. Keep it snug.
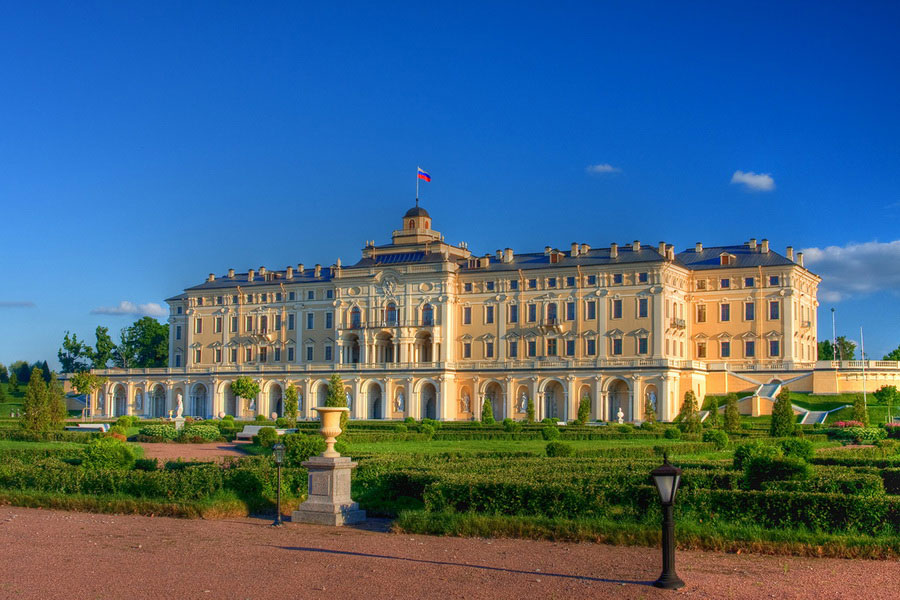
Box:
[65,423,109,433]
[236,426,299,440]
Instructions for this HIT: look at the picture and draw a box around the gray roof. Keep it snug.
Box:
[458,245,667,273]
[675,245,796,270]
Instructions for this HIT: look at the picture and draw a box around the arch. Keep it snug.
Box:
[113,384,127,417]
[344,334,361,364]
[457,385,473,417]
[189,383,208,418]
[375,331,395,363]
[542,380,565,421]
[578,384,592,419]
[643,383,660,421]
[482,380,504,421]
[223,383,237,417]
[514,384,530,415]
[150,384,167,418]
[268,383,283,417]
[133,387,144,414]
[367,381,384,419]
[350,306,362,328]
[607,378,631,422]
[316,381,329,407]
[414,330,433,363]
[408,219,415,230]
[385,302,398,326]
[420,382,437,420]
[422,303,434,326]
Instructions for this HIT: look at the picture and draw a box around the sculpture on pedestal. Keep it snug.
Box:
[395,390,405,412]
[460,392,470,413]
[176,393,184,418]
[519,392,528,413]
[617,407,625,424]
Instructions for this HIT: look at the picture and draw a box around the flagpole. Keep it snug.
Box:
[416,166,419,205]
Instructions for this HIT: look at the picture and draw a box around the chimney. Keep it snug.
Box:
[496,249,503,261]
[259,266,267,278]
[749,238,757,250]
[227,268,235,279]
[633,240,640,252]
[207,273,215,282]
[695,242,703,253]
[336,258,342,268]
[666,245,675,261]
[786,246,794,261]
[247,269,255,281]
[658,241,666,255]
[580,243,590,255]
[571,242,578,257]
[544,246,551,255]
[797,252,804,267]
[314,264,322,278]
[298,263,304,274]
[504,248,513,263]
[286,266,293,279]
[610,243,618,259]
[761,239,769,253]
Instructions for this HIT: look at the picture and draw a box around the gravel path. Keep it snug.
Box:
[0,506,896,600]
[137,442,249,462]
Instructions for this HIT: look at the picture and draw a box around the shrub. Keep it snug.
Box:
[275,417,292,428]
[743,455,810,489]
[526,397,535,423]
[503,420,523,433]
[832,427,888,444]
[615,424,633,433]
[834,421,865,428]
[179,424,220,442]
[852,394,870,426]
[770,388,795,438]
[81,437,137,470]
[254,414,267,422]
[108,425,127,437]
[541,417,557,425]
[778,438,814,461]
[420,424,435,439]
[404,417,416,424]
[885,423,900,439]
[115,416,134,429]
[640,421,660,431]
[481,398,495,425]
[541,426,560,441]
[138,424,178,441]
[422,418,441,430]
[724,393,741,433]
[133,458,159,471]
[575,396,590,426]
[393,424,408,433]
[282,433,324,466]
[253,427,278,448]
[676,390,701,433]
[733,440,782,470]
[545,441,574,457]
[663,427,681,440]
[702,429,729,450]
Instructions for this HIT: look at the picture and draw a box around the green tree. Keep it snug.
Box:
[575,395,591,425]
[481,396,495,425]
[58,332,92,373]
[47,372,68,427]
[70,371,108,414]
[325,373,348,429]
[39,361,52,383]
[643,393,657,423]
[0,363,8,383]
[526,396,535,423]
[836,336,856,360]
[874,385,897,423]
[724,393,741,432]
[0,383,6,403]
[8,371,18,394]
[704,395,719,428]
[22,368,50,431]
[883,345,900,361]
[11,361,30,384]
[230,376,261,415]
[770,387,796,437]
[851,393,869,426]
[113,326,138,368]
[676,390,701,433]
[91,326,117,369]
[283,383,299,423]
[118,317,169,368]
[818,339,834,361]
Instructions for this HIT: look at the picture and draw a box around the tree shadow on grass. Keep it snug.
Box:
[273,545,654,586]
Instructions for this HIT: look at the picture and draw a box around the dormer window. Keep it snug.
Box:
[549,250,564,264]
[720,253,735,266]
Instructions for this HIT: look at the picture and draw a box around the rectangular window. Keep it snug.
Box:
[721,341,731,358]
[486,342,494,358]
[638,272,648,283]
[322,345,331,361]
[259,315,268,333]
[230,316,238,333]
[547,339,557,356]
[612,338,623,355]
[274,348,281,362]
[485,306,494,324]
[325,312,333,329]
[194,318,202,334]
[745,277,755,287]
[769,276,780,286]
[509,304,519,323]
[745,340,756,358]
[289,292,295,301]
[528,278,537,289]
[216,296,223,305]
[463,306,472,324]
[326,290,333,299]
[306,313,314,330]
[261,293,267,303]
[197,297,203,306]
[247,294,253,303]
[232,295,238,304]
[548,277,557,288]
[638,337,648,354]
[245,348,253,362]
[307,290,314,300]
[697,342,707,358]
[769,301,780,319]
[587,275,597,285]
[195,349,202,363]
[566,302,575,321]
[464,282,472,292]
[527,340,537,357]
[612,299,622,319]
[275,315,282,331]
[638,298,648,318]
[509,280,519,291]
[175,354,181,367]
[745,302,755,321]
[214,317,222,333]
[175,325,182,340]
[566,340,575,356]
[586,301,596,320]
[720,304,731,322]
[586,339,596,356]
[306,346,313,361]
[486,281,495,291]
[259,347,267,363]
[230,348,237,363]
[527,304,536,323]
[245,316,253,331]
[720,278,730,289]
[697,304,707,323]
[509,340,518,358]
[287,347,294,361]
[566,276,575,287]
[288,314,295,330]
[769,340,780,357]
[463,342,471,358]
[613,273,623,284]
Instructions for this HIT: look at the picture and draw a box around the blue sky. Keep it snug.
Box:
[2,1,899,368]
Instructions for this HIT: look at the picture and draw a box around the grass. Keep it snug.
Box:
[347,438,693,455]
[0,439,81,451]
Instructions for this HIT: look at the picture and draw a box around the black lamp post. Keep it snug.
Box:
[272,442,285,527]
[650,453,684,590]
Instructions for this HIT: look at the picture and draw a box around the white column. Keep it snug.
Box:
[653,289,665,357]
[125,382,134,416]
[593,376,603,421]
[565,376,577,422]
[631,375,642,422]
[530,377,540,421]
[504,377,515,420]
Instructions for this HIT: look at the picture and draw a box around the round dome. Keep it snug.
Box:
[404,205,430,218]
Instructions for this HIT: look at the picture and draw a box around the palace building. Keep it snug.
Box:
[91,201,871,423]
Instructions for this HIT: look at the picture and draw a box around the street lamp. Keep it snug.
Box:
[651,453,684,590]
[272,442,285,527]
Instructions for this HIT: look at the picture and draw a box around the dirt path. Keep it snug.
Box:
[137,441,249,462]
[0,507,896,600]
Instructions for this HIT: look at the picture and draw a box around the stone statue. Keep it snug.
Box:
[176,393,184,418]
[519,392,528,413]
[249,397,256,411]
[647,390,657,412]
[345,391,353,410]
[298,393,303,411]
[460,392,470,413]
[135,392,143,411]
[617,407,624,424]
[97,394,104,412]
[395,390,405,412]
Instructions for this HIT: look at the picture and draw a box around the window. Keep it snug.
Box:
[231,316,238,332]
[260,347,267,363]
[289,292,295,301]
[566,340,575,356]
[245,316,254,331]
[528,278,537,289]
[612,299,622,319]
[261,293,267,303]
[175,354,181,367]
[638,272,648,283]
[260,315,268,333]
[720,304,731,322]
[509,304,518,323]
[274,315,282,331]
[288,314,295,330]
[527,340,537,357]
[587,274,597,286]
[586,339,596,356]
[509,280,519,291]
[697,342,707,358]
[216,296,223,305]
[612,338,623,355]
[463,342,472,358]
[586,301,596,320]
[324,346,333,361]
[464,282,473,292]
[696,280,706,290]
[566,276,575,287]
[769,276,780,286]
[194,318,202,334]
[287,347,294,362]
[326,290,333,299]
[386,303,398,325]
[697,305,707,323]
[215,317,222,333]
[350,307,361,328]
[246,294,253,303]
[486,342,494,358]
[175,325,182,340]
[306,313,314,330]
[274,348,281,362]
[638,337,648,354]
[485,306,494,324]
[548,277,557,288]
[325,312,333,329]
[613,273,623,284]
[720,278,730,289]
[422,304,434,326]
[721,341,731,358]
[463,306,472,325]
[509,341,518,358]
[547,339,557,356]
[307,290,315,300]
[197,297,203,306]
[566,302,575,321]
[745,277,755,288]
[527,304,537,323]
[546,303,558,323]
[230,348,237,362]
[638,298,648,318]
[232,295,238,304]
[745,340,756,358]
[769,301,780,320]
[486,281,495,291]
[745,302,755,321]
[769,340,780,357]
[245,348,253,362]
[306,346,313,361]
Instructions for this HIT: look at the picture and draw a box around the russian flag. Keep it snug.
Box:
[417,167,431,182]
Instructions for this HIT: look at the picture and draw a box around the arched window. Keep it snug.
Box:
[350,306,361,328]
[408,220,415,229]
[386,302,398,326]
[422,304,434,326]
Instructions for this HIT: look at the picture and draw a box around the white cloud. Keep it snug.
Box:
[586,163,621,174]
[731,170,775,192]
[91,301,167,318]
[0,301,35,308]
[802,240,900,302]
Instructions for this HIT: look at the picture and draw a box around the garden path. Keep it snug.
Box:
[137,441,248,462]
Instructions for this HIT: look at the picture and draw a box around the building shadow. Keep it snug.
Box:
[273,545,653,586]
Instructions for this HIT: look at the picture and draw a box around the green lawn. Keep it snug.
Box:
[0,439,81,451]
[0,382,25,417]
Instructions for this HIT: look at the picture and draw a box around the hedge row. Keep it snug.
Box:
[0,430,96,443]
